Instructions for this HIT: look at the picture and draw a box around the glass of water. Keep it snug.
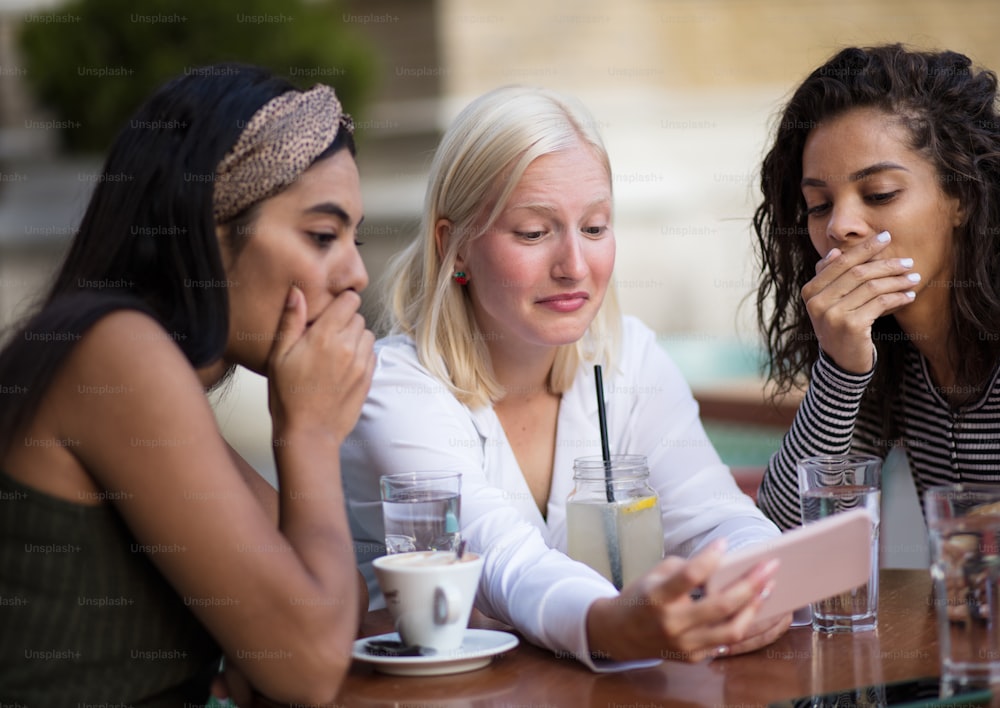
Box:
[925,484,1000,696]
[379,471,461,554]
[797,454,881,632]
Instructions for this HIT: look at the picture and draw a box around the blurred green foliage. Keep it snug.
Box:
[19,0,377,152]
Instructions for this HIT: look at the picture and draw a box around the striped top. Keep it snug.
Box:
[757,345,1000,531]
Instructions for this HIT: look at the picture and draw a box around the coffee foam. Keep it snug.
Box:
[378,550,478,568]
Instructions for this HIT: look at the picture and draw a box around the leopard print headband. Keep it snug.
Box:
[213,84,354,223]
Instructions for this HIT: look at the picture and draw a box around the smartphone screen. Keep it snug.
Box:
[769,675,992,707]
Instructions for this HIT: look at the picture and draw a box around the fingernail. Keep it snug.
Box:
[749,558,780,583]
[709,538,728,554]
[906,291,916,299]
[899,257,914,268]
[759,558,780,577]
[876,231,891,243]
[286,287,299,309]
[759,579,777,601]
[907,272,922,283]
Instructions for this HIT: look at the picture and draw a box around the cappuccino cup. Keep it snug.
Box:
[372,550,483,653]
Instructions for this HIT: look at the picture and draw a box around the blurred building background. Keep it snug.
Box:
[1,0,998,481]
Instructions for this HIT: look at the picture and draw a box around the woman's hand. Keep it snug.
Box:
[585,540,784,663]
[267,285,375,443]
[800,231,917,374]
[209,661,344,707]
[210,661,253,706]
[721,611,793,657]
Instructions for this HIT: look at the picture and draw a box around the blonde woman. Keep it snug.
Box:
[342,86,790,668]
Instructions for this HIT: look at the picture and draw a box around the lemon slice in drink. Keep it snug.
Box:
[621,496,657,514]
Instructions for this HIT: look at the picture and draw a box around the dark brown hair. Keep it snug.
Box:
[0,65,355,456]
[754,44,1000,436]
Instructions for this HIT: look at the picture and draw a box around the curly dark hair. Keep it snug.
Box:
[753,44,1000,432]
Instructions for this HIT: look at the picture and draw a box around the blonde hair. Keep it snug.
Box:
[384,85,621,408]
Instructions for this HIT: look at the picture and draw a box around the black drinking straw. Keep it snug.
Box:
[594,365,615,503]
[594,364,624,589]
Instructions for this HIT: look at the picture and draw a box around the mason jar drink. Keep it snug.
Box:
[566,455,664,589]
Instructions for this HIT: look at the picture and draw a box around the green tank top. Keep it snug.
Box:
[0,469,221,705]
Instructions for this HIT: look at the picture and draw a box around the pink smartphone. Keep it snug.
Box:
[704,508,874,622]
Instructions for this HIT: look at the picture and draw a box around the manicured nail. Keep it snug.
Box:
[906,291,916,299]
[899,258,914,268]
[749,558,780,584]
[876,231,891,243]
[759,558,780,577]
[907,273,921,283]
[286,287,299,309]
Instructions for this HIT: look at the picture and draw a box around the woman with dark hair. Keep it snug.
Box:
[753,44,1000,532]
[0,65,373,705]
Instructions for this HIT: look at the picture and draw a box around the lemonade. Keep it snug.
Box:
[566,494,664,588]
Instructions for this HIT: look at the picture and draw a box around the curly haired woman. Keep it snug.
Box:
[753,44,1000,535]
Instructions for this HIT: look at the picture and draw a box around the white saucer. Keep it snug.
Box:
[352,629,519,676]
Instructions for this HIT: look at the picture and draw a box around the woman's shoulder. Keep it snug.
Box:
[45,307,204,413]
[51,315,202,437]
[7,293,165,362]
[0,295,191,410]
[350,333,480,443]
[372,333,425,379]
[373,332,418,361]
[370,333,456,399]
[71,308,183,361]
[3,305,208,502]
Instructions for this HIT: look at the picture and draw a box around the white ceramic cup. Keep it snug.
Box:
[372,550,483,653]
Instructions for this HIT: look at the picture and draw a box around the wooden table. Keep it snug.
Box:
[338,570,983,706]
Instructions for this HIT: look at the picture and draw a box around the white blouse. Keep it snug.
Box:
[341,316,780,670]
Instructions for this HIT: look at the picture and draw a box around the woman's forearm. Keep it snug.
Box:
[273,428,357,597]
[757,353,874,529]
